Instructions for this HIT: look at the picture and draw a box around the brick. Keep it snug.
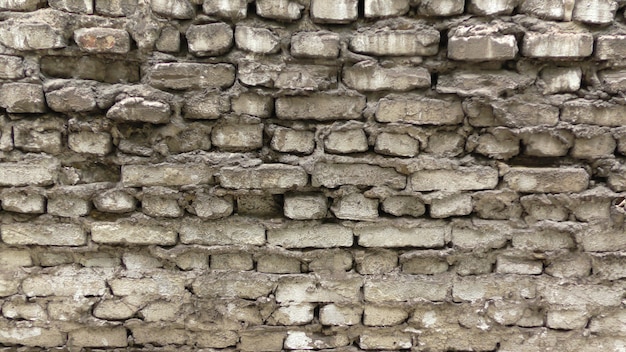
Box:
[599,69,626,93]
[156,25,180,52]
[473,189,522,219]
[343,62,430,91]
[504,167,589,193]
[235,26,280,54]
[452,276,536,302]
[418,0,464,16]
[187,23,233,56]
[256,0,303,21]
[50,0,93,13]
[275,275,362,303]
[375,133,419,157]
[69,131,112,155]
[571,134,616,159]
[130,326,187,346]
[451,226,508,249]
[0,55,24,79]
[376,96,463,125]
[232,92,273,117]
[468,0,515,15]
[240,62,337,90]
[276,93,364,120]
[46,86,97,112]
[219,164,307,189]
[95,0,137,16]
[471,129,520,160]
[203,0,247,19]
[0,159,58,187]
[0,327,65,348]
[291,31,340,58]
[41,55,139,83]
[239,330,286,352]
[0,83,46,113]
[496,256,543,275]
[542,284,622,307]
[92,222,177,245]
[237,194,281,216]
[350,25,440,56]
[269,304,315,325]
[492,98,560,128]
[310,0,358,23]
[580,227,626,252]
[193,272,276,299]
[182,92,228,119]
[522,30,593,58]
[448,31,517,61]
[268,224,352,248]
[332,193,378,220]
[540,67,582,94]
[356,225,445,248]
[93,300,138,320]
[0,249,32,267]
[363,305,409,326]
[437,70,533,98]
[365,276,449,302]
[257,254,301,273]
[47,194,91,217]
[107,97,171,124]
[411,167,498,192]
[284,331,349,349]
[284,193,328,220]
[573,0,617,24]
[23,267,110,296]
[547,310,588,330]
[0,0,46,11]
[211,124,263,151]
[430,193,473,218]
[359,329,412,349]
[319,304,362,325]
[110,274,187,296]
[74,28,129,53]
[1,223,86,246]
[147,63,235,90]
[122,163,213,187]
[68,327,127,348]
[521,194,569,222]
[325,129,368,154]
[596,35,626,60]
[402,256,449,275]
[382,196,425,217]
[12,117,63,154]
[518,0,568,20]
[308,249,352,273]
[180,218,265,245]
[522,130,574,157]
[211,252,253,270]
[142,195,182,218]
[453,255,494,275]
[151,0,194,18]
[271,128,315,154]
[312,162,406,189]
[592,256,626,280]
[188,194,233,219]
[0,22,66,50]
[364,0,409,17]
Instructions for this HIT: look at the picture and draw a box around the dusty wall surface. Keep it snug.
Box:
[1,0,626,350]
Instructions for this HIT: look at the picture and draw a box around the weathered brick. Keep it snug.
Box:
[0,160,57,186]
[350,25,440,56]
[180,218,265,245]
[452,226,508,249]
[343,62,430,91]
[310,0,358,23]
[410,167,498,192]
[276,275,362,303]
[0,327,65,348]
[271,128,315,154]
[219,164,307,189]
[572,0,617,25]
[237,194,281,216]
[522,130,574,157]
[95,0,137,16]
[468,0,515,15]
[151,0,194,18]
[496,256,543,275]
[540,67,582,94]
[437,70,533,98]
[211,252,253,271]
[235,26,280,54]
[203,0,246,19]
[0,22,66,50]
[580,227,626,252]
[325,129,368,154]
[46,86,97,112]
[332,193,379,220]
[522,30,593,58]
[291,31,340,58]
[239,330,286,352]
[211,124,263,151]
[542,283,622,307]
[547,310,588,330]
[284,193,328,220]
[74,28,130,53]
[492,98,560,128]
[156,25,180,52]
[147,63,235,90]
[193,272,275,299]
[187,23,233,56]
[91,222,176,245]
[375,132,419,157]
[453,275,535,302]
[276,93,364,120]
[591,256,626,280]
[364,0,409,17]
[598,69,626,94]
[269,304,315,325]
[382,196,425,217]
[430,193,473,218]
[418,0,464,16]
[240,62,338,90]
[356,225,445,248]
[0,83,46,113]
[312,163,406,189]
[518,0,568,20]
[0,55,24,79]
[68,327,127,348]
[182,92,228,120]
[110,274,187,296]
[47,194,91,217]
[571,134,616,159]
[23,267,110,296]
[596,34,626,60]
[562,99,626,126]
[50,0,93,13]
[375,96,463,125]
[0,0,46,11]
[504,167,589,193]
[257,254,301,274]
[232,92,273,117]
[188,194,233,219]
[0,249,32,267]
[268,224,352,248]
[365,276,449,302]
[122,163,212,187]
[319,304,362,325]
[448,24,517,61]
[69,131,112,155]
[129,326,187,346]
[256,0,303,21]
[402,255,449,275]
[41,55,140,83]
[359,329,412,349]
[1,223,86,246]
[107,97,171,124]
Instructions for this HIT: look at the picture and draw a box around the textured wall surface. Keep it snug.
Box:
[1,0,626,350]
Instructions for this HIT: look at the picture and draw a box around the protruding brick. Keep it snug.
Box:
[418,0,464,16]
[276,93,365,121]
[540,67,582,94]
[572,0,617,25]
[468,0,515,15]
[107,97,170,124]
[0,22,66,50]
[356,225,445,248]
[291,31,340,58]
[410,167,499,192]
[332,193,379,221]
[522,30,593,59]
[504,167,589,193]
[343,62,431,91]
[211,124,263,151]
[319,304,362,325]
[276,275,362,303]
[365,276,449,302]
[284,193,328,220]
[122,163,213,187]
[312,163,406,189]
[0,83,46,113]
[148,63,235,90]
[376,96,463,125]
[437,70,533,98]
[268,224,353,248]
[151,0,194,19]
[350,25,440,56]
[0,55,24,79]
[0,189,45,213]
[256,0,303,21]
[364,0,409,17]
[448,34,517,61]
[180,218,265,246]
[325,129,368,154]
[310,0,358,23]
[203,0,247,19]
[219,164,307,189]
[235,26,280,54]
[187,23,233,56]
[375,133,419,157]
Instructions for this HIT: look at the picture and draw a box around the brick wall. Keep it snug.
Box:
[1,0,626,350]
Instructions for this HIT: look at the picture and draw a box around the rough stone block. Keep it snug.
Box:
[468,0,515,15]
[46,86,97,112]
[275,275,362,303]
[188,194,233,219]
[375,96,463,125]
[211,252,254,270]
[180,218,265,245]
[155,25,180,52]
[0,83,46,113]
[343,62,431,91]
[356,225,445,248]
[312,163,406,189]
[471,129,520,160]
[518,0,567,20]
[596,34,626,60]
[542,284,622,307]
[0,189,45,213]
[187,23,233,56]
[151,0,194,18]
[268,224,352,248]
[284,193,327,219]
[504,167,589,193]
[203,0,247,19]
[107,97,170,124]
[522,30,593,58]
[74,28,130,53]
[0,22,66,50]
[235,26,280,54]
[540,67,582,94]
[271,128,315,154]
[0,160,57,186]
[562,99,626,126]
[0,327,65,348]
[365,276,449,302]
[411,167,498,192]
[49,0,93,13]
[452,226,507,249]
[350,25,440,56]
[598,69,626,93]
[573,0,617,24]
[359,329,412,349]
[23,267,110,296]
[269,304,315,325]
[522,130,573,157]
[239,330,286,352]
[41,55,140,83]
[319,304,362,325]
[375,132,419,157]
[193,272,275,299]
[325,129,368,154]
[402,255,449,275]
[257,254,301,273]
[0,249,32,268]
[382,196,425,217]
[276,93,365,120]
[91,222,176,245]
[182,92,228,120]
[1,223,86,246]
[47,194,91,217]
[122,163,212,187]
[212,124,263,151]
[418,0,464,16]
[437,70,533,98]
[473,189,522,219]
[496,256,543,275]
[148,63,235,90]
[256,0,303,20]
[69,131,112,155]
[96,0,137,16]
[492,98,560,128]
[68,327,127,348]
[452,276,535,302]
[0,0,46,11]
[236,194,281,216]
[546,310,588,330]
[0,55,24,79]
[332,193,379,220]
[232,92,273,117]
[571,134,616,159]
[142,195,182,218]
[240,62,337,90]
[291,31,340,58]
[93,191,136,213]
[310,0,358,23]
[219,164,307,189]
[364,0,409,17]
[448,34,517,61]
[430,193,473,218]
